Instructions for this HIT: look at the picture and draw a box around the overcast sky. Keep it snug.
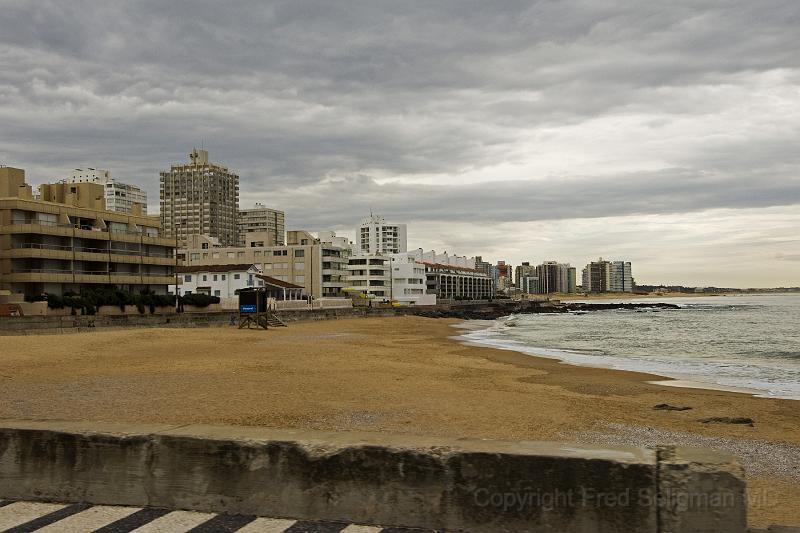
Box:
[1,1,799,287]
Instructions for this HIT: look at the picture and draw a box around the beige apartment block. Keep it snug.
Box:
[179,230,349,299]
[0,167,175,298]
[237,203,285,246]
[160,148,239,247]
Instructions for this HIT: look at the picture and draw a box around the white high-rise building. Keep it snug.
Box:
[65,168,148,214]
[356,214,407,255]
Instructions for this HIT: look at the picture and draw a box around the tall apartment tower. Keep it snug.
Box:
[581,258,632,293]
[524,261,576,294]
[160,149,239,246]
[356,214,407,255]
[237,203,285,246]
[64,168,148,214]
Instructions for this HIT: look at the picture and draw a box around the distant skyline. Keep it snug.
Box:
[1,1,799,287]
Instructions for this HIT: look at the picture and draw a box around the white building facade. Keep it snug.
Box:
[390,254,436,306]
[174,264,263,298]
[356,214,407,255]
[65,168,148,214]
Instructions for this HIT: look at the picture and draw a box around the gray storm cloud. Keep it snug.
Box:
[1,0,799,285]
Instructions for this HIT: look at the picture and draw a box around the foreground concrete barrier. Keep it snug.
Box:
[0,420,746,532]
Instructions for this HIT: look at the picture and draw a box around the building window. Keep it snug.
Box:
[237,251,245,258]
[221,274,226,280]
[185,275,192,282]
[212,252,220,259]
[213,274,218,281]
[190,253,200,261]
[201,243,209,249]
[214,290,221,296]
[234,274,240,280]
[295,275,305,283]
[295,262,305,270]
[202,275,207,281]
[227,252,235,258]
[295,249,305,257]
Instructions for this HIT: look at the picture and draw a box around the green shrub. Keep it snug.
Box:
[182,293,220,307]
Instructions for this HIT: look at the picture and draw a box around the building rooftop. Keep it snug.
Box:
[256,274,305,289]
[179,264,257,274]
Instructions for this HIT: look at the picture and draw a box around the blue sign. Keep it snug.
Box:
[239,304,257,314]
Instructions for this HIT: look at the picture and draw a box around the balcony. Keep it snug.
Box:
[1,221,74,237]
[2,243,73,261]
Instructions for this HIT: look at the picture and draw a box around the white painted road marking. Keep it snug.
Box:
[0,502,66,531]
[129,510,217,532]
[35,505,139,532]
[0,500,438,532]
[235,517,299,533]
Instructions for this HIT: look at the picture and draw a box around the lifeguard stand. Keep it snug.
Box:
[237,288,287,329]
[238,288,268,329]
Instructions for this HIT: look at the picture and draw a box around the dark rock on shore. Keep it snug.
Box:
[653,404,693,411]
[699,417,755,426]
[414,300,681,320]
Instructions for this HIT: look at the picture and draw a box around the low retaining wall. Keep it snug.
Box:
[0,420,746,532]
[0,306,427,335]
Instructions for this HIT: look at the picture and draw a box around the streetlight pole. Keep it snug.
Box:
[174,223,180,312]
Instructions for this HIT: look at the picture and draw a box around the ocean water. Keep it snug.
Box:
[455,294,800,400]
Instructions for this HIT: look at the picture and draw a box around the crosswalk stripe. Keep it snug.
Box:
[0,502,66,531]
[283,521,350,532]
[235,517,299,533]
[186,513,257,532]
[341,525,383,533]
[2,502,91,533]
[127,510,218,533]
[34,505,140,533]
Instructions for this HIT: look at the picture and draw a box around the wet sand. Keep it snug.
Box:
[0,316,798,527]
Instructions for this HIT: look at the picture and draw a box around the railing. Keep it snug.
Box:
[11,269,109,275]
[75,246,109,254]
[11,243,72,251]
[7,221,168,240]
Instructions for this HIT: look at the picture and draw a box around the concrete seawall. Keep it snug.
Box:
[0,307,421,335]
[0,420,746,532]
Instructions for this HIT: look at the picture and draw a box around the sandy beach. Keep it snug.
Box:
[1,316,798,527]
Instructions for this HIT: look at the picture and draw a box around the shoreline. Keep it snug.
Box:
[450,320,800,401]
[1,316,798,527]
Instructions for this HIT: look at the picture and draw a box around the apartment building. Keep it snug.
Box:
[356,214,407,255]
[407,248,475,269]
[521,261,577,294]
[317,231,351,298]
[345,255,391,300]
[160,148,239,247]
[515,262,536,285]
[63,168,148,214]
[179,230,350,299]
[237,203,285,246]
[390,254,436,305]
[493,260,512,292]
[0,167,175,298]
[423,262,494,300]
[581,258,633,293]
